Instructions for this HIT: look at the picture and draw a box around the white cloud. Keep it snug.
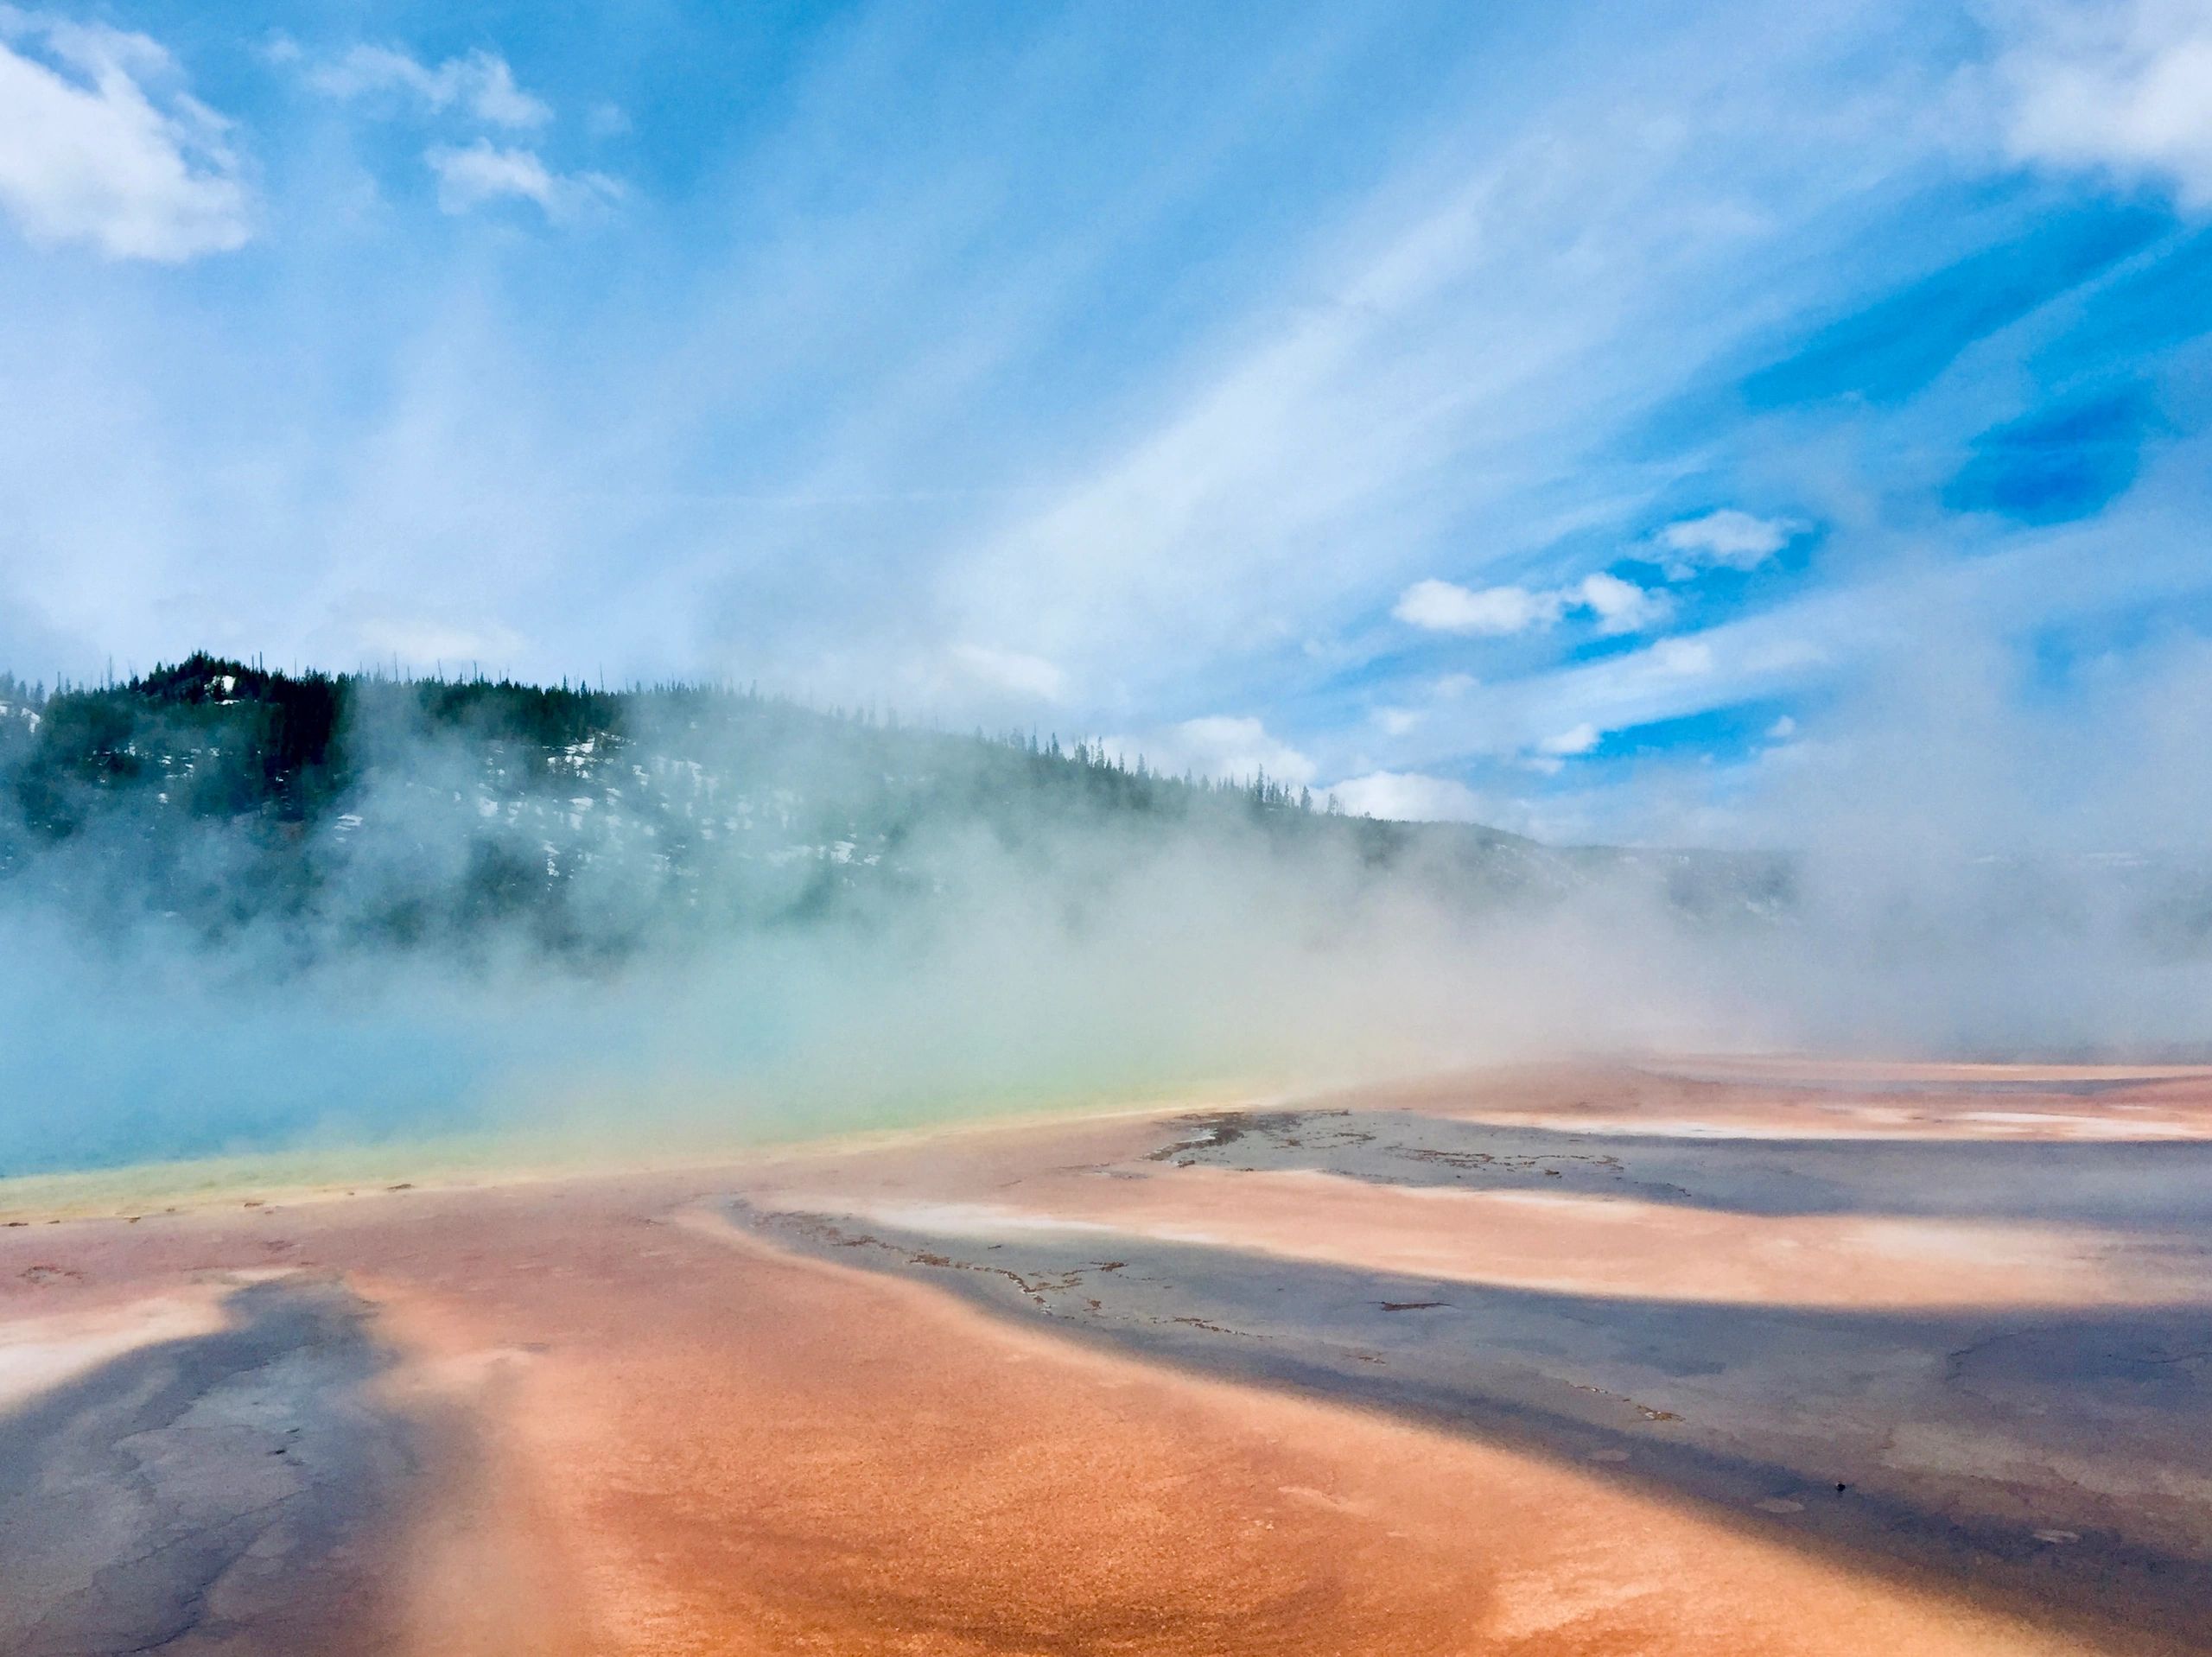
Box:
[1537,721,1601,756]
[1100,715,1315,785]
[1358,611,1794,779]
[0,15,250,260]
[1373,706,1423,735]
[1325,770,1490,822]
[298,45,616,225]
[1394,578,1561,635]
[1656,508,1798,577]
[425,140,620,220]
[1378,606,1833,774]
[1574,569,1673,634]
[950,643,1066,702]
[1395,569,1669,638]
[1997,0,2212,209]
[1766,713,1798,740]
[308,45,550,129]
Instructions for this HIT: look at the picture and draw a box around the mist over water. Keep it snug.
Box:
[0,651,2207,1179]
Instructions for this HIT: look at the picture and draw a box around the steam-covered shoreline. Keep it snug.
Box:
[1,653,2209,1182]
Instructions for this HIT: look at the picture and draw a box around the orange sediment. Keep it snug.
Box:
[345,1187,2089,1656]
[3,1058,2203,1654]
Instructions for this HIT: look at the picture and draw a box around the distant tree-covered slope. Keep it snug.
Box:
[0,654,1788,962]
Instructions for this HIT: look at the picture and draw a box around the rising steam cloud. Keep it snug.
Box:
[0,640,2208,1180]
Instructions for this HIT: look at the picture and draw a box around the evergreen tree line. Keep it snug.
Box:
[0,651,1332,835]
[0,652,1469,962]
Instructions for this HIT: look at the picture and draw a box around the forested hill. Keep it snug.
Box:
[0,653,1779,961]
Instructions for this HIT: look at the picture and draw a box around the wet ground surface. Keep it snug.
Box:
[2,1060,2208,1654]
[0,1276,423,1657]
[1132,1103,2212,1222]
[733,1201,2211,1645]
[718,1074,2212,1654]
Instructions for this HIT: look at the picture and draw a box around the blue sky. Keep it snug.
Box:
[2,0,2209,844]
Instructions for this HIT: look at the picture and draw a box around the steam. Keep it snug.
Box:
[1714,612,2212,1058]
[0,650,2207,1181]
